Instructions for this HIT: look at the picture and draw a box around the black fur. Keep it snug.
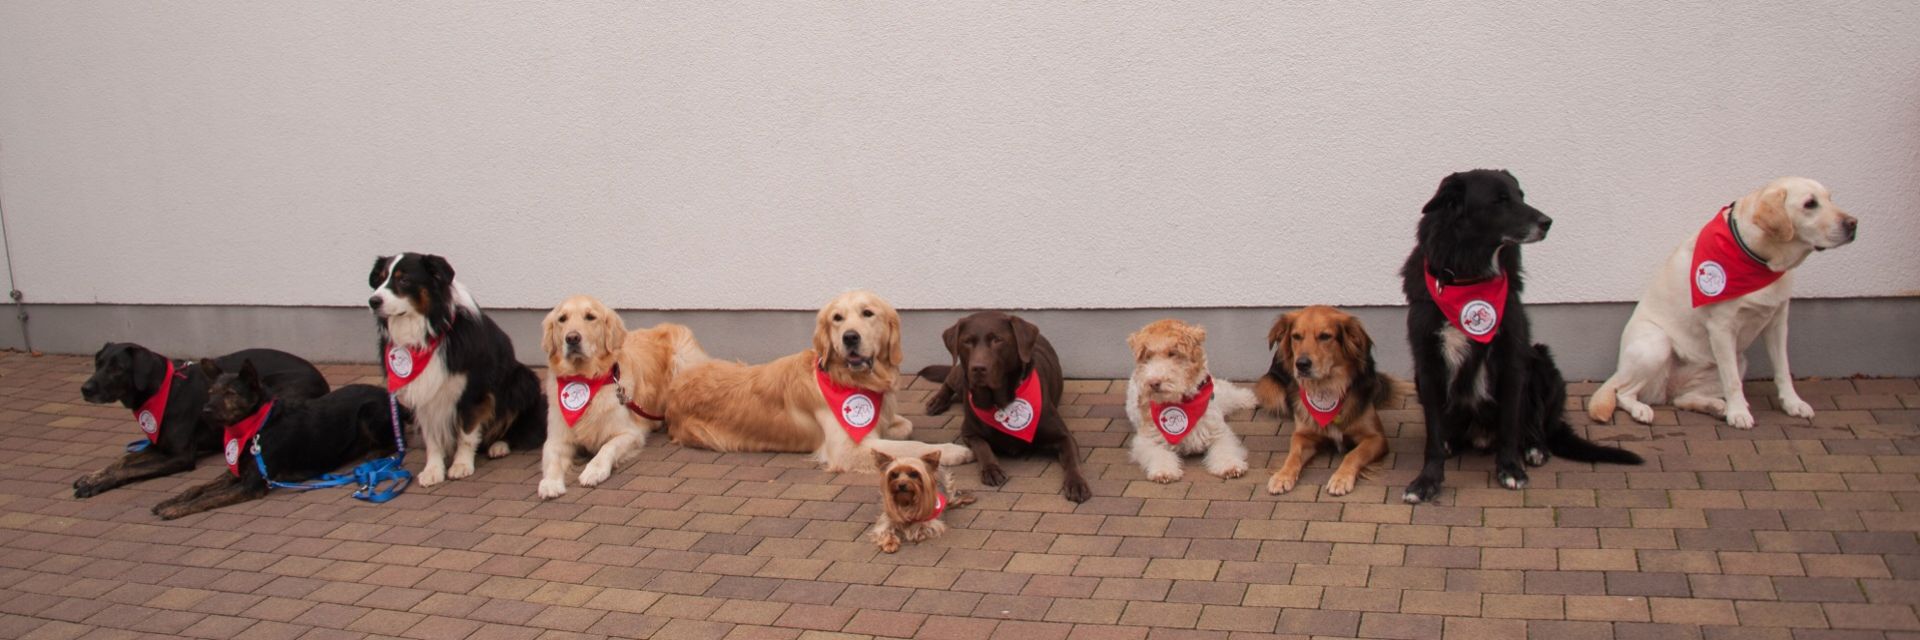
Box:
[74,343,328,498]
[1399,170,1641,504]
[918,312,1092,503]
[150,360,410,520]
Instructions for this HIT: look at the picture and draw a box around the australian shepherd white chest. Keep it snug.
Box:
[368,253,545,486]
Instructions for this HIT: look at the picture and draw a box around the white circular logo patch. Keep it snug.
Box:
[137,410,158,434]
[1156,407,1190,435]
[1306,389,1340,413]
[1459,300,1499,336]
[224,439,241,467]
[841,395,876,428]
[994,399,1034,432]
[560,381,592,412]
[1695,260,1728,297]
[386,346,414,378]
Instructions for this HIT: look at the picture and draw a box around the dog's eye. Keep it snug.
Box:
[861,309,875,318]
[1804,198,1818,209]
[558,315,568,323]
[1292,333,1303,342]
[832,314,844,323]
[1319,333,1333,341]
[584,313,596,322]
[905,470,919,479]
[986,335,999,344]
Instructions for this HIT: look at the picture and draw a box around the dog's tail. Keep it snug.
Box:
[1587,377,1620,423]
[1211,378,1259,415]
[1374,374,1414,410]
[1533,344,1643,466]
[915,365,951,383]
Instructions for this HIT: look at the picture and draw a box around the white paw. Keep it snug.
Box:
[1782,397,1815,419]
[417,462,447,487]
[1626,404,1655,424]
[938,443,974,465]
[448,460,474,479]
[1725,407,1755,430]
[1147,467,1183,484]
[578,462,611,487]
[1206,459,1248,479]
[538,477,567,500]
[487,442,511,458]
[882,421,912,439]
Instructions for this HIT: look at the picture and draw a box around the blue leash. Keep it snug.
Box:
[252,394,412,503]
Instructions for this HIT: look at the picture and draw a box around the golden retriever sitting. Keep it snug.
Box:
[1255,306,1407,496]
[665,290,972,472]
[537,295,708,499]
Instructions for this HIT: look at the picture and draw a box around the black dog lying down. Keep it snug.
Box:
[151,359,408,520]
[76,343,328,498]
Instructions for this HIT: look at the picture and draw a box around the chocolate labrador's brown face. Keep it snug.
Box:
[941,312,1040,410]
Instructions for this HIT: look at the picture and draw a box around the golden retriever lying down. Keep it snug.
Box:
[666,290,972,472]
[538,295,709,499]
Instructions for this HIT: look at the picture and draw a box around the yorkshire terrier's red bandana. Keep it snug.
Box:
[968,368,1042,443]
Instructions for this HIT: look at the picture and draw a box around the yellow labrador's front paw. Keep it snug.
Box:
[537,477,567,500]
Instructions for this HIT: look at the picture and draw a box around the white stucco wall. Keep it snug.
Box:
[1,2,1915,311]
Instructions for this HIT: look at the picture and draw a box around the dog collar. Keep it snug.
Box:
[223,401,275,477]
[1424,262,1508,344]
[1690,203,1785,308]
[967,367,1043,443]
[913,491,950,524]
[603,365,664,421]
[1301,385,1344,429]
[385,336,443,392]
[132,360,188,445]
[1147,376,1213,446]
[815,364,883,444]
[555,365,619,428]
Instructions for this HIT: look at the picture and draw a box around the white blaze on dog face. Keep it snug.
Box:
[814,290,900,372]
[1128,319,1209,402]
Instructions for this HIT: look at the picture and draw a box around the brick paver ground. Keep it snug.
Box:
[3,350,1918,639]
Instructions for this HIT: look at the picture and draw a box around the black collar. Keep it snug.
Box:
[1726,201,1770,265]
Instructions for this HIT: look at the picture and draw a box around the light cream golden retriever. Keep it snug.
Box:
[537,295,708,499]
[665,290,971,472]
[1590,177,1859,429]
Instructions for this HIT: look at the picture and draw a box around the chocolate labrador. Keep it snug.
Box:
[920,311,1091,503]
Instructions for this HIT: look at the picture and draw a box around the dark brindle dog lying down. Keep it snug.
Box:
[150,359,408,520]
[76,343,328,498]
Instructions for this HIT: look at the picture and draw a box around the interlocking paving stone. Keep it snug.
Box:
[1,352,1916,638]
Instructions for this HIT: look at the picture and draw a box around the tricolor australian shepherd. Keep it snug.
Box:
[368,253,544,486]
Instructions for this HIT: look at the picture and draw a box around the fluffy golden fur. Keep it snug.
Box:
[664,290,972,472]
[1256,306,1407,496]
[868,450,973,553]
[1123,319,1257,483]
[536,295,708,499]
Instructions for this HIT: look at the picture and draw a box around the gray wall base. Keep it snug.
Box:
[3,298,1914,381]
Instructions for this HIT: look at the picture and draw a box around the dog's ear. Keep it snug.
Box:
[812,303,836,364]
[197,358,223,379]
[882,305,903,369]
[1753,185,1796,242]
[420,254,456,287]
[368,256,390,288]
[941,320,968,388]
[1422,172,1464,215]
[1009,315,1041,370]
[129,349,161,391]
[1339,314,1377,378]
[1268,312,1296,361]
[941,320,961,360]
[918,449,942,473]
[237,359,261,391]
[96,342,112,359]
[598,305,627,361]
[1126,328,1150,362]
[871,449,894,471]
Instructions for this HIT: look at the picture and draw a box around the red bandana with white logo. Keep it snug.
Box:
[967,368,1043,443]
[133,360,181,445]
[1148,376,1214,446]
[815,365,883,444]
[1300,386,1344,429]
[1424,264,1508,344]
[385,336,442,392]
[223,401,274,477]
[1691,204,1784,308]
[914,492,950,524]
[555,366,618,428]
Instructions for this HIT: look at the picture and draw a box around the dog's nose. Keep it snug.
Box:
[1842,215,1858,239]
[80,381,97,396]
[367,296,382,310]
[1147,378,1164,391]
[1539,216,1554,232]
[565,332,582,346]
[1294,357,1313,373]
[968,362,988,376]
[842,330,861,348]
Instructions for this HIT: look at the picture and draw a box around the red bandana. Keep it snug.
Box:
[815,365,883,444]
[914,492,950,524]
[133,360,183,445]
[223,401,274,477]
[967,368,1043,443]
[555,366,618,428]
[1691,204,1784,308]
[385,336,442,392]
[1300,386,1344,429]
[1148,377,1214,446]
[1424,264,1509,344]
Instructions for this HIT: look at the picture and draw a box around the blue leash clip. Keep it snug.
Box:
[253,394,413,504]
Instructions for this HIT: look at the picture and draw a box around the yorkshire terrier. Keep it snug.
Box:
[868,450,974,553]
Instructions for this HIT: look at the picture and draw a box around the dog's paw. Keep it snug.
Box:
[1062,477,1093,504]
[417,462,447,487]
[447,460,475,480]
[72,472,107,498]
[1403,475,1443,504]
[1626,404,1655,424]
[1147,467,1183,484]
[537,477,567,500]
[151,503,191,520]
[1497,465,1529,490]
[882,421,913,440]
[1267,471,1299,495]
[925,393,954,416]
[1325,473,1357,497]
[577,462,611,488]
[487,442,511,459]
[980,465,1009,487]
[876,532,901,554]
[1524,447,1548,467]
[1725,407,1756,430]
[1206,458,1248,479]
[937,443,974,465]
[1782,397,1816,419]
